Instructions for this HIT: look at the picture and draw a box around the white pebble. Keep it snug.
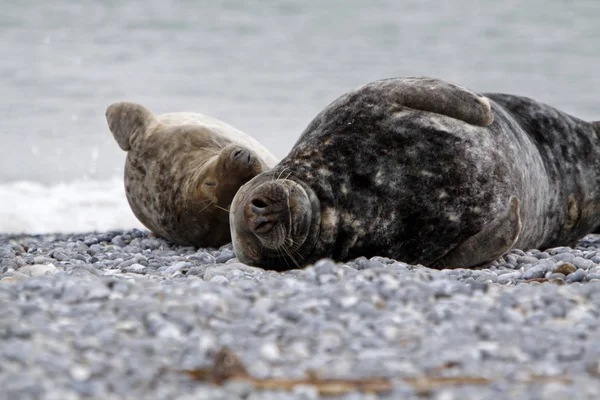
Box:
[260,342,281,362]
[339,296,359,309]
[209,275,229,284]
[18,263,58,277]
[292,384,319,400]
[70,364,91,381]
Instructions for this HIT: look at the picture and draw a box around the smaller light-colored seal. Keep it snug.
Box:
[106,102,278,247]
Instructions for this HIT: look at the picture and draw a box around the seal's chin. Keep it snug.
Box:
[230,178,314,269]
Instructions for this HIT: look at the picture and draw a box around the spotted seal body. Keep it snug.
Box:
[106,102,277,247]
[230,77,600,269]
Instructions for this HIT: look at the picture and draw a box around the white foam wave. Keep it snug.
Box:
[0,178,145,234]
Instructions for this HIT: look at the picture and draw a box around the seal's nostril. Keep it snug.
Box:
[254,218,275,233]
[232,149,243,159]
[251,198,268,208]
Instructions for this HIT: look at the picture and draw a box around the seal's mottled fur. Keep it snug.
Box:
[230,77,600,269]
[106,102,277,248]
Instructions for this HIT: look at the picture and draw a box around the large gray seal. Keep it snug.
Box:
[106,102,278,248]
[229,77,600,270]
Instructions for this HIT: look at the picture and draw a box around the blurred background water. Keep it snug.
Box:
[1,0,598,233]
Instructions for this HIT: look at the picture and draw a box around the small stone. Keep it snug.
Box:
[111,236,127,247]
[164,261,193,275]
[557,344,584,361]
[517,256,539,265]
[33,255,53,264]
[497,271,521,284]
[18,263,58,277]
[0,272,29,284]
[14,256,28,267]
[292,384,319,400]
[522,265,547,280]
[223,380,255,398]
[552,253,575,263]
[86,284,111,301]
[572,256,593,270]
[553,262,577,276]
[124,263,146,273]
[209,275,229,284]
[339,296,359,309]
[52,250,69,262]
[142,238,162,250]
[87,244,103,256]
[215,250,235,264]
[188,252,216,264]
[260,342,281,362]
[1,339,31,362]
[70,364,92,381]
[84,237,99,246]
[566,268,586,283]
[314,259,337,274]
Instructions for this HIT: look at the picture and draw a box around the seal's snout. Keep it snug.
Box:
[245,188,290,238]
[231,176,318,269]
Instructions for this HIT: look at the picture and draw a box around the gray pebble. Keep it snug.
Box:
[566,268,586,283]
[521,264,547,280]
[52,250,70,262]
[572,256,593,270]
[142,238,162,250]
[215,250,235,264]
[124,263,147,273]
[163,261,193,275]
[111,236,127,247]
[517,255,539,265]
[552,253,575,263]
[497,271,522,284]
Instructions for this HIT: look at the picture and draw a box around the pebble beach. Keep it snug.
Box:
[2,230,600,399]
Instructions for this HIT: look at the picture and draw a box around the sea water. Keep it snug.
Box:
[1,0,598,233]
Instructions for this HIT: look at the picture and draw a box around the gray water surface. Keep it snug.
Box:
[1,0,599,183]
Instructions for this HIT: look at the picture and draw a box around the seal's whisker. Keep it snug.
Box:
[276,167,290,182]
[276,246,290,269]
[210,137,225,149]
[197,201,214,214]
[212,204,230,213]
[281,245,301,269]
[285,237,305,260]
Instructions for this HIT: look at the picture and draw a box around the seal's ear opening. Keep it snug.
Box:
[106,102,156,151]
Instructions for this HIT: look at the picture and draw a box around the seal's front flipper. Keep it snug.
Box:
[106,102,157,151]
[375,77,495,127]
[430,196,522,269]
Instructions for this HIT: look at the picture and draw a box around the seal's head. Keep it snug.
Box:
[106,101,275,248]
[230,174,321,269]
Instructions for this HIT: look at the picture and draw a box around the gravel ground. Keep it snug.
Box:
[2,229,600,399]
